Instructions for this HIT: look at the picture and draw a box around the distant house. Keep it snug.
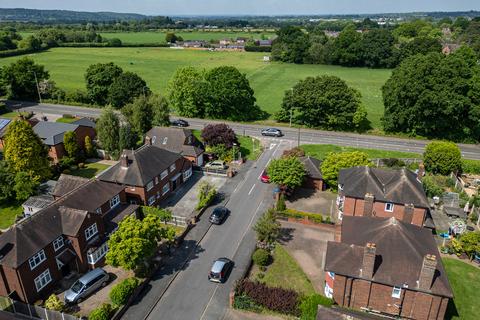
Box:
[98,144,193,206]
[145,127,205,166]
[219,38,231,46]
[325,216,453,320]
[299,156,324,190]
[181,40,208,48]
[336,166,430,227]
[255,39,272,46]
[236,37,248,44]
[442,43,460,55]
[33,119,96,163]
[0,179,138,303]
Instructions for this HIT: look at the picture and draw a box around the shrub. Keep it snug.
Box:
[382,158,406,168]
[276,194,286,212]
[196,182,217,210]
[257,272,265,279]
[462,159,480,174]
[422,175,445,198]
[299,294,334,320]
[62,114,74,119]
[424,141,462,175]
[235,279,299,315]
[88,303,113,320]
[252,248,271,267]
[109,277,139,306]
[78,163,85,168]
[44,294,64,312]
[470,212,479,224]
[233,294,262,312]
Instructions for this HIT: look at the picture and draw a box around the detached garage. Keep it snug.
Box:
[300,156,324,191]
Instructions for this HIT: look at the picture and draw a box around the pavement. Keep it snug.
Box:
[121,141,288,320]
[5,100,480,160]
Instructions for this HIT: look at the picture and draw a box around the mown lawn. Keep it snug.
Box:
[56,117,79,123]
[0,47,391,128]
[100,31,276,43]
[443,258,480,320]
[0,202,23,230]
[300,144,421,161]
[251,245,315,296]
[68,162,111,179]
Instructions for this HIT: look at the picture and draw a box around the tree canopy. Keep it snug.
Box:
[267,157,306,189]
[107,71,149,108]
[63,131,79,161]
[96,107,120,158]
[423,141,462,175]
[271,26,310,64]
[122,93,170,136]
[321,151,372,189]
[201,123,237,148]
[84,62,123,105]
[0,57,49,100]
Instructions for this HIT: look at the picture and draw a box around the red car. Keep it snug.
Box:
[260,170,270,183]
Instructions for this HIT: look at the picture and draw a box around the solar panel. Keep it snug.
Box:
[0,119,11,131]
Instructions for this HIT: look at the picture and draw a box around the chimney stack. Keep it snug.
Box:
[418,254,437,290]
[145,136,152,146]
[120,154,129,168]
[361,243,376,279]
[403,203,415,224]
[363,193,375,217]
[417,163,425,181]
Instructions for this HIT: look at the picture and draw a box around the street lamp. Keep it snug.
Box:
[232,143,237,162]
[289,88,294,127]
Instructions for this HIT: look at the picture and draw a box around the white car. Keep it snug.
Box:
[205,160,228,170]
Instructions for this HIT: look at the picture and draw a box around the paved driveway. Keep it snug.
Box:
[286,188,337,217]
[278,221,335,293]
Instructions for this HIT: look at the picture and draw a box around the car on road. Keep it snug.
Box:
[171,119,189,127]
[64,268,109,303]
[205,160,228,170]
[209,206,229,224]
[208,258,234,283]
[261,128,283,137]
[260,170,270,183]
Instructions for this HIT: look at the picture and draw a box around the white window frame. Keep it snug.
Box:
[34,269,52,292]
[169,164,176,172]
[162,183,170,196]
[53,237,64,252]
[87,242,108,265]
[146,180,154,191]
[160,170,168,180]
[162,137,168,145]
[155,176,159,184]
[95,207,102,214]
[85,223,98,241]
[110,194,120,208]
[183,168,192,181]
[29,250,46,270]
[392,286,402,298]
[148,195,156,206]
[385,202,394,212]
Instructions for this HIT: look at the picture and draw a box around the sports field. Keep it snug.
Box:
[0,47,391,128]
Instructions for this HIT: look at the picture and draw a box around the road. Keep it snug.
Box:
[5,100,480,160]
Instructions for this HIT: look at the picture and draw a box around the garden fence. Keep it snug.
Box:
[371,158,422,167]
[0,296,80,320]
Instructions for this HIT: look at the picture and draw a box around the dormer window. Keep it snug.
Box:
[110,194,120,208]
[385,203,394,212]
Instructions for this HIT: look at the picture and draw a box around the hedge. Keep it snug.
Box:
[462,159,480,174]
[278,209,333,225]
[88,303,113,320]
[109,277,139,306]
[0,46,47,58]
[299,294,333,320]
[245,45,272,52]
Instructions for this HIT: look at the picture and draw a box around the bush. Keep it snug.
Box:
[382,158,406,168]
[299,294,334,320]
[252,248,271,267]
[88,303,113,320]
[462,159,480,174]
[422,175,444,198]
[470,211,479,224]
[424,141,462,175]
[235,279,299,315]
[276,194,286,212]
[109,277,139,306]
[62,114,75,119]
[233,294,262,312]
[44,294,64,312]
[196,182,217,210]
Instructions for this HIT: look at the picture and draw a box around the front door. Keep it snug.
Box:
[172,179,177,191]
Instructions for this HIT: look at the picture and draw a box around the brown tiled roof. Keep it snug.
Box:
[299,156,322,179]
[98,144,184,187]
[146,127,204,157]
[52,174,89,198]
[325,216,453,298]
[338,166,429,208]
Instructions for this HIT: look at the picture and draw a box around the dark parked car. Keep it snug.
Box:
[209,206,229,224]
[208,257,234,283]
[261,128,283,137]
[171,119,189,127]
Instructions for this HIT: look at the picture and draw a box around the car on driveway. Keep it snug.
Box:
[209,206,229,224]
[260,170,270,183]
[261,128,283,137]
[208,258,234,283]
[205,160,228,170]
[64,268,109,303]
[171,119,189,127]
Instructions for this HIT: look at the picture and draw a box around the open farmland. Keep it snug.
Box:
[0,47,391,128]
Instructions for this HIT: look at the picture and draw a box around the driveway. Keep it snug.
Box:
[286,188,337,218]
[278,220,335,293]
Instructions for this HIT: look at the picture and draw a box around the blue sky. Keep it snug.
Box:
[2,0,480,15]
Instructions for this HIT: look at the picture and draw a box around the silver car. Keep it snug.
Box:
[64,268,109,303]
[208,258,234,283]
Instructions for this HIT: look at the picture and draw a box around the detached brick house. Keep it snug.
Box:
[33,119,96,163]
[0,179,138,303]
[325,216,453,320]
[145,127,205,166]
[337,166,431,228]
[98,144,193,207]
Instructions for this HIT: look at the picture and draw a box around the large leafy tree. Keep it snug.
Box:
[267,157,306,189]
[397,37,442,62]
[122,95,153,136]
[321,151,372,189]
[280,75,363,130]
[382,50,480,141]
[0,161,14,202]
[118,123,138,151]
[63,131,79,161]
[253,209,280,246]
[329,25,363,67]
[201,123,237,148]
[13,171,39,201]
[150,94,170,127]
[107,71,149,108]
[271,26,310,64]
[423,141,462,175]
[0,57,49,100]
[360,29,396,68]
[96,107,120,158]
[3,120,50,180]
[106,214,164,271]
[85,62,123,105]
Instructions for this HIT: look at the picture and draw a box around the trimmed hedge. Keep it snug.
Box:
[278,209,333,225]
[235,279,299,315]
[109,277,139,306]
[299,294,333,320]
[88,303,113,320]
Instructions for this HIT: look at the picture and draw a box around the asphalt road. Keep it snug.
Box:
[5,100,480,160]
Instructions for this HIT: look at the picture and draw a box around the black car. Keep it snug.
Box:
[208,258,234,283]
[171,119,189,127]
[261,128,283,137]
[209,206,229,224]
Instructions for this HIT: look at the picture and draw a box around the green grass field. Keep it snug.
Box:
[68,162,111,178]
[0,47,391,128]
[300,144,421,160]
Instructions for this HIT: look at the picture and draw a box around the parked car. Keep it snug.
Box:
[64,268,109,303]
[208,258,234,283]
[260,170,270,183]
[261,128,283,137]
[209,206,229,224]
[205,160,228,170]
[171,119,189,127]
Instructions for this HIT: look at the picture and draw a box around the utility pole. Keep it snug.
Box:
[297,127,300,147]
[289,108,293,127]
[33,71,42,103]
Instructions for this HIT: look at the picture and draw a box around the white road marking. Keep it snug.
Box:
[269,143,277,150]
[248,184,256,195]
